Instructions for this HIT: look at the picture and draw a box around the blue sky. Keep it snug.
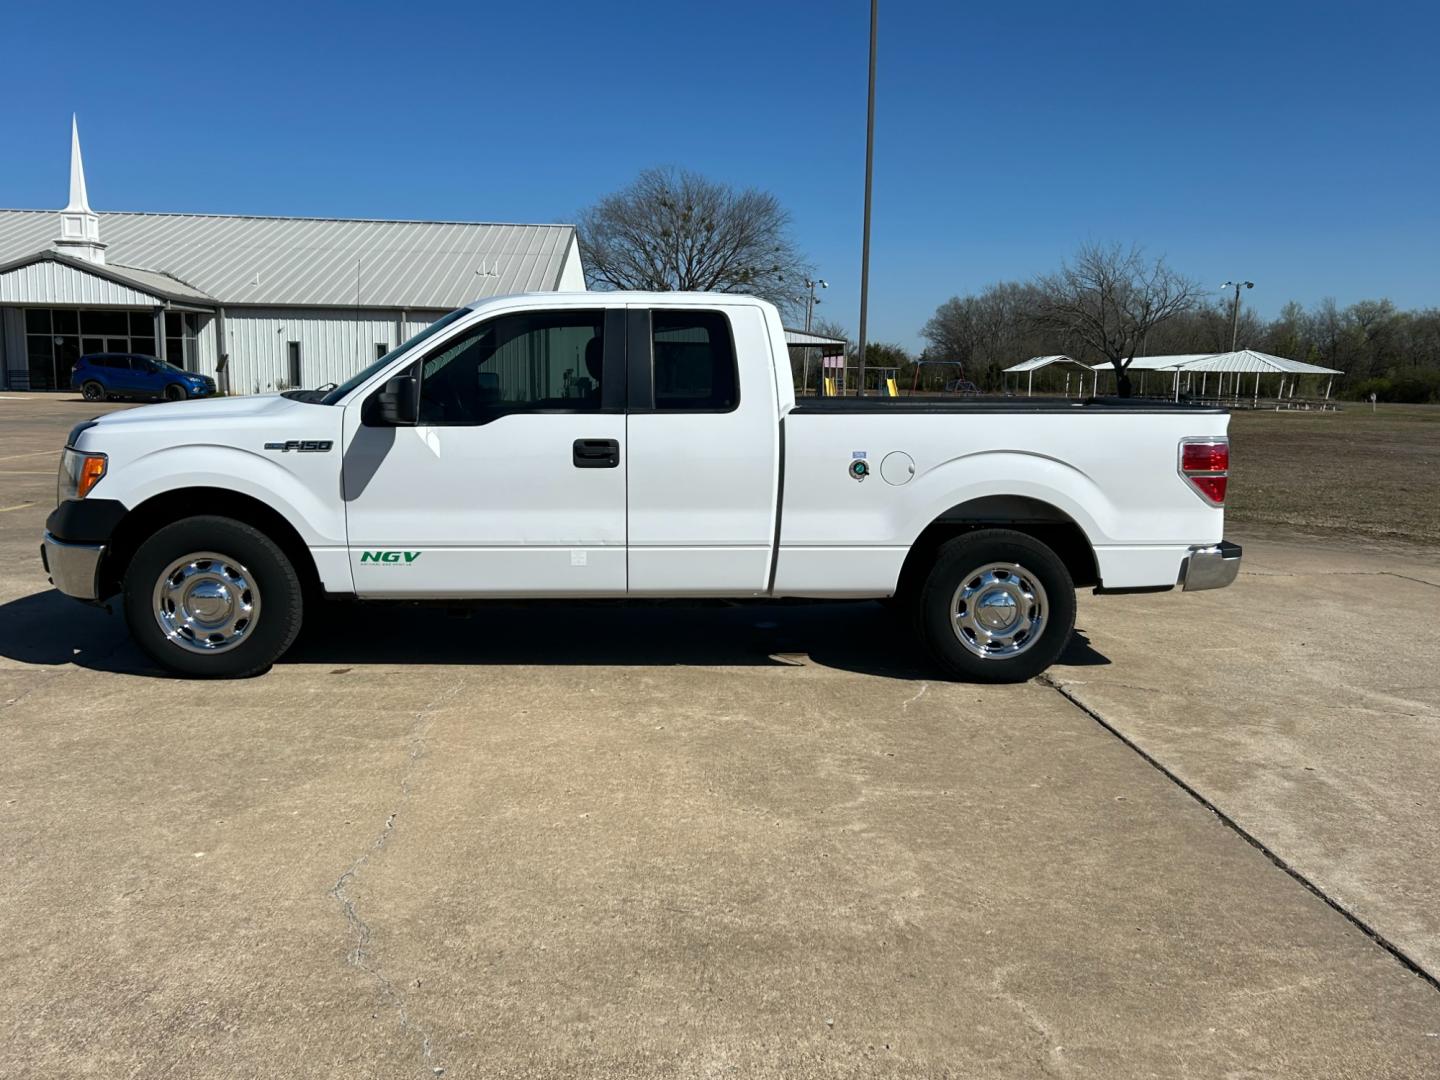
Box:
[4,0,1436,349]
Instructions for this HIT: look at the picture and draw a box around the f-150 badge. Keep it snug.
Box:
[264,440,333,452]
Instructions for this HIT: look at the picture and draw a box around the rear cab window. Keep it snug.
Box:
[651,310,738,412]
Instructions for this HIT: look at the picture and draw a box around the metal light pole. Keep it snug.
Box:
[1222,280,1254,352]
[856,0,878,396]
[804,277,828,332]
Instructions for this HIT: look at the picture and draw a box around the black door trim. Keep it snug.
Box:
[601,309,627,412]
[625,309,654,412]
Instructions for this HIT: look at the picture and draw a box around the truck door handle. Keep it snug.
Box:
[573,438,620,469]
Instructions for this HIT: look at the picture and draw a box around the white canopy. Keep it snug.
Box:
[1005,354,1090,373]
[1155,349,1341,375]
[1089,354,1209,372]
[1092,350,1341,375]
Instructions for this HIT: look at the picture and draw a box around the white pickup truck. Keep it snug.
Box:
[41,291,1239,680]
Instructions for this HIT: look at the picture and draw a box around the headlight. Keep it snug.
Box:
[57,448,107,504]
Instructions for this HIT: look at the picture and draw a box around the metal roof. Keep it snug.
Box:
[1090,354,1212,372]
[1004,354,1091,373]
[784,328,848,348]
[0,210,576,308]
[1155,349,1342,375]
[0,249,218,305]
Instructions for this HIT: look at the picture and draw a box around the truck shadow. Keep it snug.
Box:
[0,589,1110,681]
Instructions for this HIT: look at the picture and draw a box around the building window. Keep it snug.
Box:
[651,310,739,411]
[21,306,164,390]
[376,343,389,359]
[163,311,199,370]
[287,341,302,388]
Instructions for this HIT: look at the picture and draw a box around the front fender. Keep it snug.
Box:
[96,443,345,548]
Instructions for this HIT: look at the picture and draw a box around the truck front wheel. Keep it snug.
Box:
[123,515,304,678]
[913,529,1076,683]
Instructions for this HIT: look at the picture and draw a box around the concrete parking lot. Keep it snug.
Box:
[2,392,1438,1078]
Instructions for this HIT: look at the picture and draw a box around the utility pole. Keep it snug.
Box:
[856,0,878,396]
[1223,280,1254,351]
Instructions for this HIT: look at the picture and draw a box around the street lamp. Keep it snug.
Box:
[804,277,828,332]
[1222,280,1254,352]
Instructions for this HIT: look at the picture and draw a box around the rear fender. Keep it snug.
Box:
[900,450,1113,549]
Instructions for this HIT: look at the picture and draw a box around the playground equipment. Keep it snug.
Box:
[910,359,968,394]
[870,367,900,397]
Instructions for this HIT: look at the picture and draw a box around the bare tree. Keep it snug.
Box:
[1032,243,1199,396]
[577,167,811,320]
[921,282,1048,390]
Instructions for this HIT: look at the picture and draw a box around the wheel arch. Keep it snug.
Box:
[896,494,1098,598]
[102,487,322,600]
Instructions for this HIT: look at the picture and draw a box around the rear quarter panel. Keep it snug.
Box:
[775,408,1229,595]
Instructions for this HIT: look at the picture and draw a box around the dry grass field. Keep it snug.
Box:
[1225,402,1440,544]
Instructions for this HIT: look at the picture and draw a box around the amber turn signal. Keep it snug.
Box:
[76,454,107,498]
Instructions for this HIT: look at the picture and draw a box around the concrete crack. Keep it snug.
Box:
[1039,673,1440,997]
[1240,569,1440,590]
[990,965,1073,1077]
[329,683,460,1076]
[901,682,929,712]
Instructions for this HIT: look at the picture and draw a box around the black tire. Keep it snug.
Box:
[911,529,1076,683]
[81,381,105,402]
[123,515,303,677]
[163,384,186,402]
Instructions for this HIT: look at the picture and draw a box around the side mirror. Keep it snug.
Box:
[376,375,419,426]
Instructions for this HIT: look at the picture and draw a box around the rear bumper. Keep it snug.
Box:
[41,532,107,601]
[1181,540,1242,591]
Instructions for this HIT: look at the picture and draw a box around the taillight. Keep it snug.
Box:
[1179,437,1228,505]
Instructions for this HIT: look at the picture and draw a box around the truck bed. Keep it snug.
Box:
[790,395,1226,415]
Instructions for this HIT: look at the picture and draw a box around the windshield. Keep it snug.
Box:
[319,307,471,405]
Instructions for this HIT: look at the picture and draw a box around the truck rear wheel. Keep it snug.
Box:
[913,529,1075,683]
[123,515,303,677]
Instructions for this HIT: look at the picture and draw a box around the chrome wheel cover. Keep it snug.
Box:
[152,551,260,654]
[951,562,1048,660]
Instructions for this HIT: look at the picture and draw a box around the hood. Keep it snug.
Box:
[74,392,344,459]
[90,393,310,430]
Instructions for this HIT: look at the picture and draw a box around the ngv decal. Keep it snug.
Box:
[360,551,422,564]
[264,440,333,452]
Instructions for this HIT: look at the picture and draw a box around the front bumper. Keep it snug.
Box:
[41,532,107,601]
[1181,540,1242,591]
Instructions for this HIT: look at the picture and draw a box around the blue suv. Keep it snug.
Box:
[71,353,216,402]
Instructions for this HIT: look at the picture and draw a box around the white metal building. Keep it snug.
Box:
[0,119,585,393]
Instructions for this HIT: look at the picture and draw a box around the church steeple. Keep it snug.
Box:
[54,115,106,264]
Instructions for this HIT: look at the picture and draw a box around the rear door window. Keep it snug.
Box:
[651,310,738,412]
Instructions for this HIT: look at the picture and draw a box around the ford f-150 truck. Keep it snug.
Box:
[41,291,1240,680]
